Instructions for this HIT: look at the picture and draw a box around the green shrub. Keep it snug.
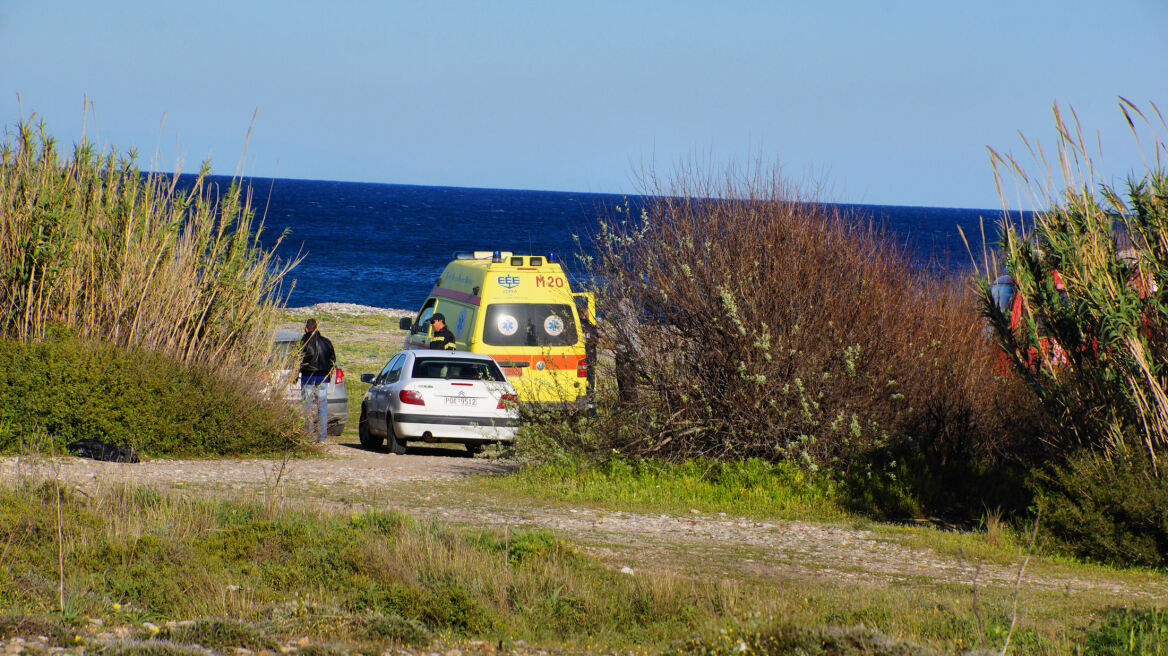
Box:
[1035,446,1168,569]
[843,431,1034,520]
[0,335,299,457]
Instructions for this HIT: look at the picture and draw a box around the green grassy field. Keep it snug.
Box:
[2,308,1164,655]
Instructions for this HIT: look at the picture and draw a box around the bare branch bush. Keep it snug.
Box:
[587,160,1027,474]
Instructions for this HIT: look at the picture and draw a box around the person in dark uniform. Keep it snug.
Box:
[428,313,457,350]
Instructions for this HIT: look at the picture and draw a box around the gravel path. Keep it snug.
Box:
[3,444,1163,603]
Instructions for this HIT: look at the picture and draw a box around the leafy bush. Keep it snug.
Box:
[582,163,1030,505]
[1035,446,1168,568]
[0,334,299,457]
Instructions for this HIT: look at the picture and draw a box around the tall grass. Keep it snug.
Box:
[983,99,1168,462]
[0,118,296,371]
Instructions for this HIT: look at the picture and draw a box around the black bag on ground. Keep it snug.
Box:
[66,439,139,463]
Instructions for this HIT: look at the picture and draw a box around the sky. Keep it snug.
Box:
[1,1,1165,209]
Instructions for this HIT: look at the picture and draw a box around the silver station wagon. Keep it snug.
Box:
[358,350,519,455]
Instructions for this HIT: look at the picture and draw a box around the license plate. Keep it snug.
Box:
[444,397,477,406]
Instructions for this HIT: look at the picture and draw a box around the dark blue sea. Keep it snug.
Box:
[204,176,1013,312]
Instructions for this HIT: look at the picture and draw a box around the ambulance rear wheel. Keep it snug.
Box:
[385,415,407,455]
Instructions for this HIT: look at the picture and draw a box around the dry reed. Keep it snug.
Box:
[0,118,297,372]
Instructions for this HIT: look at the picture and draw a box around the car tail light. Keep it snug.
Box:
[497,393,518,409]
[577,359,588,377]
[333,367,345,384]
[399,389,425,406]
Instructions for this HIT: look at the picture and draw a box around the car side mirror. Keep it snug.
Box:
[359,373,375,384]
[399,317,412,331]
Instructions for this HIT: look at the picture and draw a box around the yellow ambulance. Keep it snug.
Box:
[398,251,596,404]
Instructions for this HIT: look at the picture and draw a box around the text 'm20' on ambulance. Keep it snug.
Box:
[398,251,596,404]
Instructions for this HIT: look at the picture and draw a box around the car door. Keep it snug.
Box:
[378,353,409,429]
[405,300,437,350]
[368,354,402,429]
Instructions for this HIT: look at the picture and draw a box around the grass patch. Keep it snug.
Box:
[1083,607,1168,655]
[480,455,846,521]
[0,478,1139,654]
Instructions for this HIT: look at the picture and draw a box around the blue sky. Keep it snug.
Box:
[2,1,1165,209]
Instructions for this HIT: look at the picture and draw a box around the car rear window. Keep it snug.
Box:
[412,357,505,381]
[482,303,578,347]
[274,340,299,357]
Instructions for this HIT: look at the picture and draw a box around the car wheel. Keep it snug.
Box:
[386,414,407,455]
[465,442,484,456]
[358,404,381,450]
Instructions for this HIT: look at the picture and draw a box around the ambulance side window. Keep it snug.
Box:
[414,300,436,334]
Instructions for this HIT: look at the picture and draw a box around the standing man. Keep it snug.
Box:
[299,318,336,442]
[428,313,457,350]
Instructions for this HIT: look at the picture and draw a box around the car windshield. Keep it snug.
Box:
[412,357,505,381]
[482,303,578,347]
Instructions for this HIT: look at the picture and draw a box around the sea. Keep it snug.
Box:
[197,175,1015,312]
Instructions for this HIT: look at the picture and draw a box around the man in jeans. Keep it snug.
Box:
[299,318,336,442]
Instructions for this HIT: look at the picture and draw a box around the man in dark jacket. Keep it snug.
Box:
[428,313,457,350]
[300,318,336,442]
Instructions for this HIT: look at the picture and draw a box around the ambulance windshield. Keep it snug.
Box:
[482,303,578,347]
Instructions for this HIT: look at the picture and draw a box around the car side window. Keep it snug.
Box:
[377,354,402,384]
[386,354,407,383]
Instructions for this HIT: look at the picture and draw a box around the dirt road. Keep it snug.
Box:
[3,443,1164,603]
